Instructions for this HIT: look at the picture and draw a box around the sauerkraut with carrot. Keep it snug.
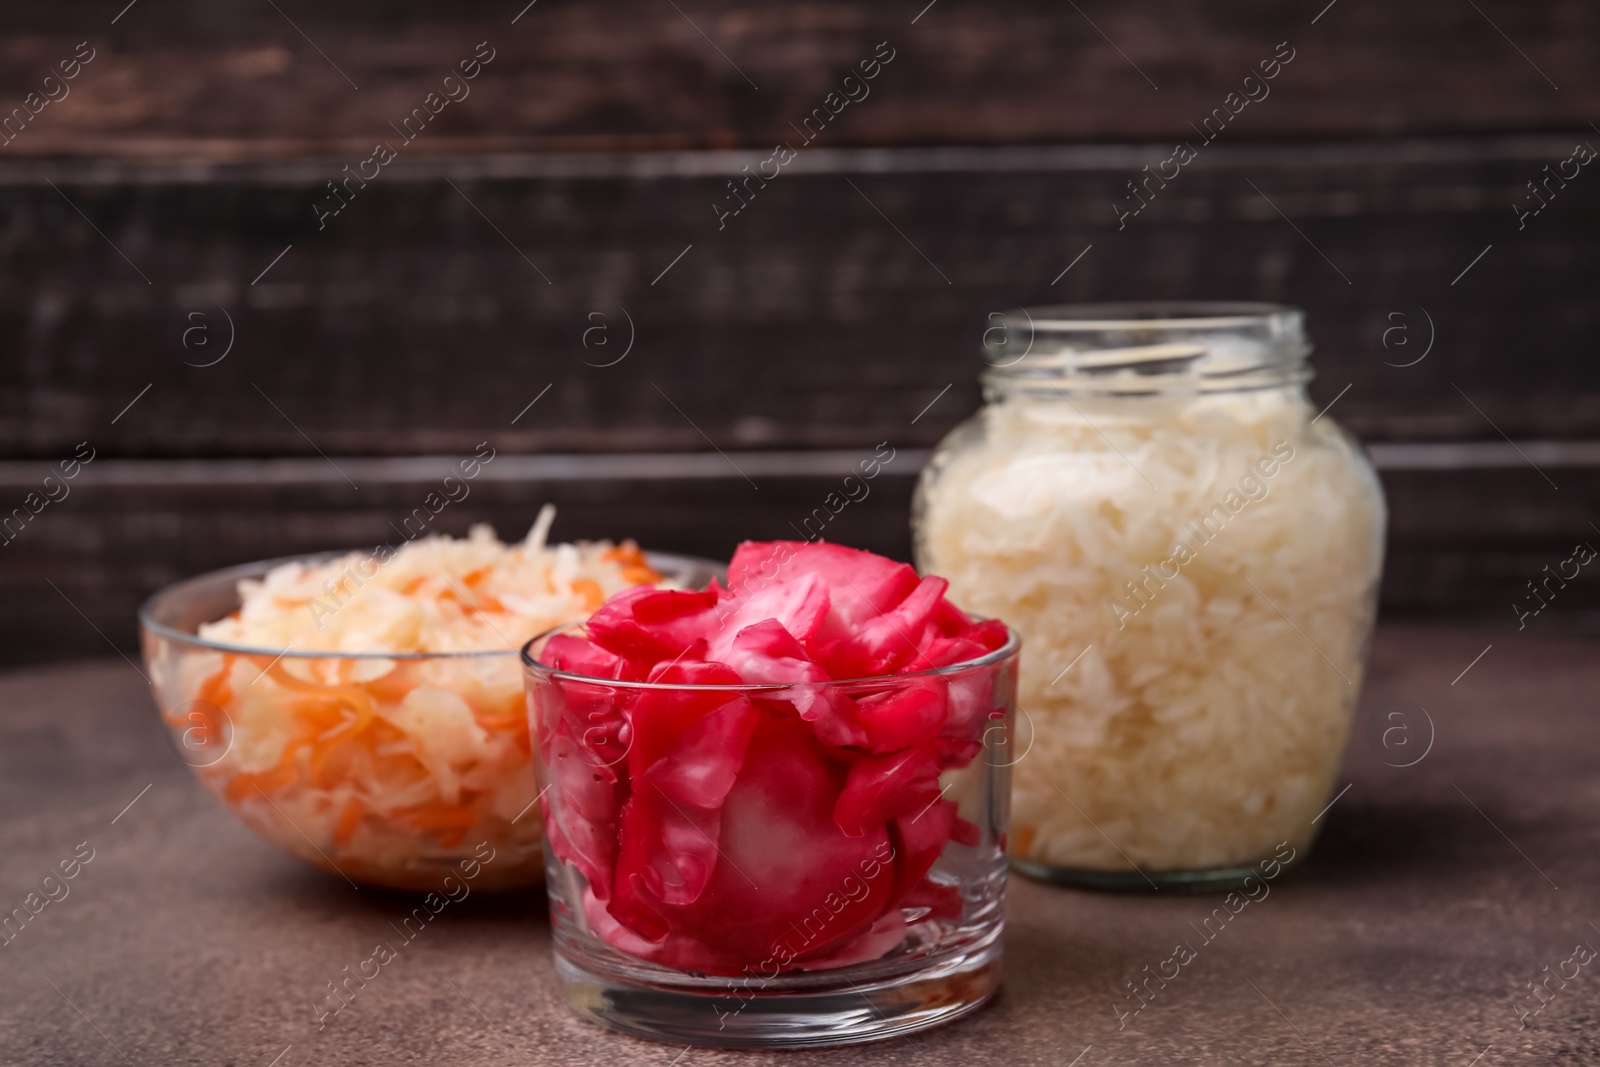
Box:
[150,510,664,891]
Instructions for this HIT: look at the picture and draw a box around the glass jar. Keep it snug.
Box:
[523,621,1020,1048]
[913,303,1385,892]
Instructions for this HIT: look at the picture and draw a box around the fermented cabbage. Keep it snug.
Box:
[155,515,665,890]
[916,388,1384,871]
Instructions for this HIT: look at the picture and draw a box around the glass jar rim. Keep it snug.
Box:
[980,300,1311,393]
[521,620,1021,691]
[1018,300,1301,331]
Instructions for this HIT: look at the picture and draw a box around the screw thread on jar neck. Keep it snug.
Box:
[980,302,1313,399]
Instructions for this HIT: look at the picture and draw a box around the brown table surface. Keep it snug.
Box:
[1,625,1596,1067]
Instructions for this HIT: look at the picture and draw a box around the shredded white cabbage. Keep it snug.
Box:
[916,388,1384,871]
[201,518,657,655]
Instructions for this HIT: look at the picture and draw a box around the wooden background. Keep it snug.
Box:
[1,0,1597,664]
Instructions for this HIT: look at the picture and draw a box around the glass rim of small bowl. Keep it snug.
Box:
[521,618,1021,692]
[139,549,727,662]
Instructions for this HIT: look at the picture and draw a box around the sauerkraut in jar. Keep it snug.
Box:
[913,303,1385,890]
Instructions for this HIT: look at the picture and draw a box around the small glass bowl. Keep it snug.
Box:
[139,551,721,893]
[523,621,1021,1048]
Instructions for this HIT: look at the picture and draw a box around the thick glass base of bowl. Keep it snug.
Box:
[553,928,1003,1049]
[1011,857,1264,894]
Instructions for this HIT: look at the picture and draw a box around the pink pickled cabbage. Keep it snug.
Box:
[535,541,1009,976]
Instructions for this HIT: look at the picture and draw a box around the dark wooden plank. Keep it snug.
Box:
[4,452,916,667]
[2,137,1598,459]
[2,450,1595,667]
[0,1,1595,157]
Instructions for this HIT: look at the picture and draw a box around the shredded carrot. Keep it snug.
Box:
[171,658,237,736]
[307,736,352,788]
[198,657,235,707]
[571,577,606,611]
[266,663,378,727]
[465,591,506,614]
[225,754,303,804]
[603,541,662,585]
[469,702,526,731]
[333,798,365,844]
[396,802,480,831]
[362,673,418,704]
[392,800,481,847]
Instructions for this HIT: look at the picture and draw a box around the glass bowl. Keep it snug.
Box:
[523,620,1021,1047]
[140,551,722,893]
